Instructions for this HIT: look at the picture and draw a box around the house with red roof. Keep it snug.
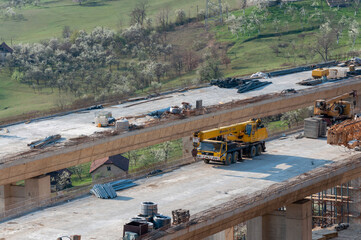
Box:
[89,154,129,181]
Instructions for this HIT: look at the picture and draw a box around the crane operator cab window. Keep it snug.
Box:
[199,142,222,152]
[246,124,252,136]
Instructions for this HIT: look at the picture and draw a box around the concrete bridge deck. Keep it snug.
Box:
[0,133,357,239]
[1,77,361,187]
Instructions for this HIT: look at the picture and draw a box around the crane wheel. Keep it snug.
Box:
[204,159,210,164]
[232,152,238,163]
[225,154,232,165]
[250,146,256,158]
[256,144,262,156]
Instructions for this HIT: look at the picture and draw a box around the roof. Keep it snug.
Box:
[89,154,129,173]
[0,42,13,53]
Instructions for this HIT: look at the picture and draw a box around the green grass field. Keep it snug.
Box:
[0,0,239,43]
[1,0,361,122]
[0,69,60,119]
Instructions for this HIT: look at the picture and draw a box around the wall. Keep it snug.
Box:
[91,164,126,181]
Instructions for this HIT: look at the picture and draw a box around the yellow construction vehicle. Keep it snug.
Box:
[312,68,329,79]
[192,119,268,165]
[314,90,357,126]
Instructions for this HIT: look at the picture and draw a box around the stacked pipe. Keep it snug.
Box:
[172,209,190,225]
[90,183,117,199]
[28,134,61,149]
[90,179,137,199]
[210,78,272,93]
[110,179,137,191]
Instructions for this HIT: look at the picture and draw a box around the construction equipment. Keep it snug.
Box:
[192,119,268,165]
[314,90,357,126]
[327,117,361,149]
[312,68,329,78]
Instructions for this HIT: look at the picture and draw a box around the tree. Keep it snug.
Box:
[130,0,149,26]
[313,23,336,62]
[175,9,186,25]
[198,58,223,82]
[69,166,83,181]
[348,19,359,48]
[240,0,247,14]
[62,26,72,39]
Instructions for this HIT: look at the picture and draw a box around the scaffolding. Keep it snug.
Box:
[309,183,352,228]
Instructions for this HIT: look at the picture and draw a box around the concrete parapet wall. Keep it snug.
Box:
[145,154,361,240]
[1,79,361,186]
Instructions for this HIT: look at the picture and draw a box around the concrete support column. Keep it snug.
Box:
[247,210,286,240]
[247,199,311,240]
[182,136,194,159]
[285,199,312,240]
[0,184,11,212]
[349,177,361,224]
[203,226,234,240]
[25,175,51,201]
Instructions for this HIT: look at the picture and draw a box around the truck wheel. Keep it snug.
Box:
[250,146,256,158]
[256,144,262,156]
[204,159,210,164]
[238,150,244,162]
[225,154,232,165]
[232,152,238,164]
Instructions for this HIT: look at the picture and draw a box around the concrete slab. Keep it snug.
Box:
[0,70,337,161]
[0,133,355,240]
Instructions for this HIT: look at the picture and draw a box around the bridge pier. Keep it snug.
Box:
[182,136,194,159]
[0,175,50,213]
[247,199,312,240]
[203,226,234,240]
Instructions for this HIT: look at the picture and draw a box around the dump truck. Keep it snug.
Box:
[314,90,357,126]
[192,119,268,165]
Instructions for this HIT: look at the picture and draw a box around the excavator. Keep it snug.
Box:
[314,90,357,126]
[327,117,361,149]
[192,119,268,165]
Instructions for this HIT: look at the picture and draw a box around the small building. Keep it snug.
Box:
[0,42,13,64]
[89,154,129,181]
[48,169,72,192]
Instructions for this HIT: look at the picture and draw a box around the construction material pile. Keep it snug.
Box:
[327,117,361,149]
[90,183,117,199]
[172,209,190,225]
[28,134,61,149]
[124,202,172,239]
[210,78,272,93]
[90,179,137,199]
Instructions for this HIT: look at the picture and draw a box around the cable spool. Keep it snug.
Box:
[153,214,171,229]
[137,213,153,222]
[129,217,147,223]
[141,202,158,216]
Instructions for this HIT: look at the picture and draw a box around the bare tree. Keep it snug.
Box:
[313,23,336,62]
[130,0,149,26]
[240,0,247,14]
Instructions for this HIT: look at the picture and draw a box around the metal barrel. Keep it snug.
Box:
[141,202,158,216]
[153,214,171,229]
[147,222,154,232]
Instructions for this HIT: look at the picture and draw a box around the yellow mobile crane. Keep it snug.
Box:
[192,119,268,165]
[314,90,357,125]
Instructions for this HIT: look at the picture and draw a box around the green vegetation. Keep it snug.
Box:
[0,69,59,119]
[68,139,183,186]
[1,0,361,122]
[0,0,238,43]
